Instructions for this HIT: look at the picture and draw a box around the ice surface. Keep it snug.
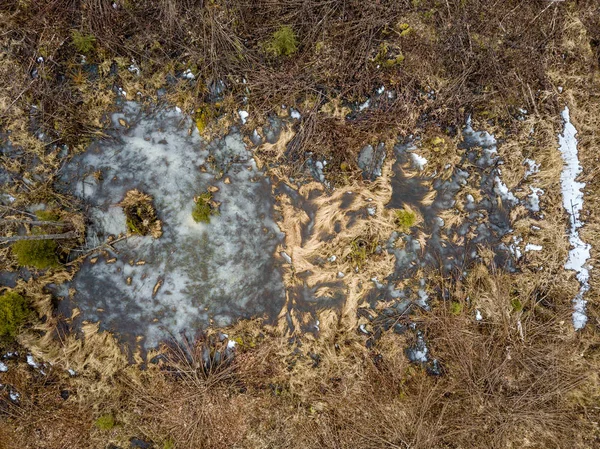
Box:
[558,106,591,330]
[60,103,285,347]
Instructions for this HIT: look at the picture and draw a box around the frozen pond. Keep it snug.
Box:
[58,103,285,347]
[50,101,573,348]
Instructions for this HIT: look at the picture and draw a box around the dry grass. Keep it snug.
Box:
[1,271,597,449]
[1,1,600,448]
[0,0,582,183]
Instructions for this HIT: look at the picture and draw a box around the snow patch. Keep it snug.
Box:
[558,106,591,330]
[358,99,370,111]
[26,354,39,369]
[410,153,428,170]
[494,176,518,205]
[182,69,195,80]
[525,243,543,252]
[510,236,523,259]
[407,332,428,363]
[128,61,140,75]
[524,158,540,178]
[526,187,544,213]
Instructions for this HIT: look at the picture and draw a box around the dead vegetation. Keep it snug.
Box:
[120,189,162,238]
[0,270,598,449]
[1,1,600,448]
[0,0,584,183]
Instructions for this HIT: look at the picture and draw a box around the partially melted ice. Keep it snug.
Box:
[59,102,285,347]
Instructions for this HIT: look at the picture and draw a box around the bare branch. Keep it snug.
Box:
[0,219,68,226]
[0,231,78,243]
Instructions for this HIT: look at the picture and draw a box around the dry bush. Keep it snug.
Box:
[123,333,255,449]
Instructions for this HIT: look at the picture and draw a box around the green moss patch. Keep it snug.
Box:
[511,298,523,312]
[0,291,31,339]
[449,301,463,315]
[94,414,115,431]
[71,30,96,54]
[34,210,60,222]
[266,26,298,57]
[192,191,220,223]
[372,42,405,68]
[394,209,416,233]
[12,238,60,270]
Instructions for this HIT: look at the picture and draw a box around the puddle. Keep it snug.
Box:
[367,119,517,310]
[57,102,285,347]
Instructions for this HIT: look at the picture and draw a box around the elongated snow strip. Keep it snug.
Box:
[558,106,591,330]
